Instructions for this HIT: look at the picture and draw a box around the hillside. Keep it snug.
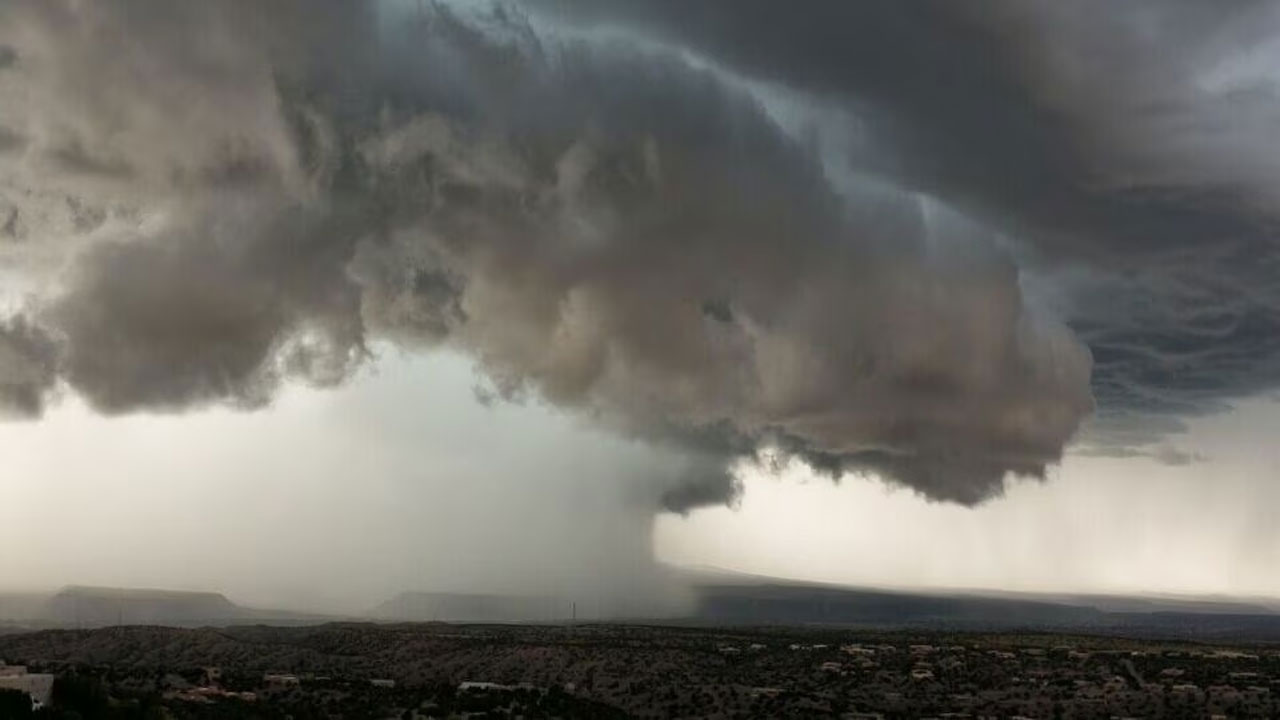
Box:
[3,623,1279,718]
[370,592,571,623]
[46,586,246,627]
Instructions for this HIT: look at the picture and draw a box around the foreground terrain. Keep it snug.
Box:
[1,622,1278,718]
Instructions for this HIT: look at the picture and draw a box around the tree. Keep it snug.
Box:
[0,688,33,719]
[48,673,108,717]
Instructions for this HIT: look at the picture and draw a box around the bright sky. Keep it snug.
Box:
[658,428,1280,599]
[4,351,1279,613]
[0,351,667,612]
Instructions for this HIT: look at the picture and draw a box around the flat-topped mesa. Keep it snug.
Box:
[47,586,245,627]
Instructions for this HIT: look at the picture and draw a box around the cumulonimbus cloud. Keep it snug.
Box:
[7,0,1272,509]
[535,0,1280,454]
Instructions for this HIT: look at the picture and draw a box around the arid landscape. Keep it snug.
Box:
[3,622,1280,718]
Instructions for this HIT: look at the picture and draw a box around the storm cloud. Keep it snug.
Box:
[533,0,1280,448]
[0,315,57,418]
[2,0,1274,508]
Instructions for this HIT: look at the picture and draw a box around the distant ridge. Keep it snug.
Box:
[5,574,1280,640]
[0,586,334,630]
[48,586,245,627]
[680,575,1280,638]
[672,566,1280,620]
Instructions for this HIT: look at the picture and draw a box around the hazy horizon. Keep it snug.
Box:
[7,352,1280,616]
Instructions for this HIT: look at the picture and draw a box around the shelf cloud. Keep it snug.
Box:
[3,1,1276,509]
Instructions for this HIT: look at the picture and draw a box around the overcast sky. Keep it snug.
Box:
[4,0,1280,612]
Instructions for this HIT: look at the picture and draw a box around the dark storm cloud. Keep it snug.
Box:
[532,0,1280,458]
[8,0,1274,508]
[0,315,58,418]
[528,0,1264,255]
[344,16,1092,506]
[657,454,742,516]
[45,197,366,414]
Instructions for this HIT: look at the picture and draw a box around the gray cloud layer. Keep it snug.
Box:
[1,0,1271,508]
[534,0,1280,444]
[0,315,57,417]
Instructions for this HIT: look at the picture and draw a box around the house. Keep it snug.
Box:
[263,673,300,687]
[0,662,55,710]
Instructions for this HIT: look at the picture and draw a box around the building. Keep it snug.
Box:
[263,673,300,687]
[0,662,55,710]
